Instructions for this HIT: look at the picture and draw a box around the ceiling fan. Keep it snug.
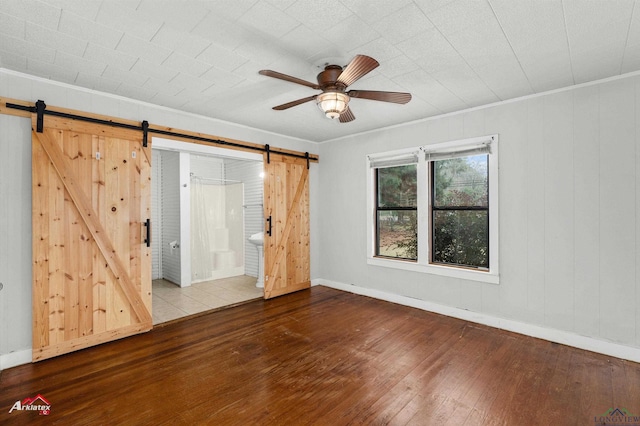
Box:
[259,55,412,123]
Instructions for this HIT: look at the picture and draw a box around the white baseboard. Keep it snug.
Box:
[314,278,640,363]
[1,349,31,370]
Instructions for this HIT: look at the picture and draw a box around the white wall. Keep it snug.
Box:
[191,154,224,180]
[151,150,163,280]
[0,114,32,369]
[318,73,640,355]
[160,150,181,285]
[0,69,319,369]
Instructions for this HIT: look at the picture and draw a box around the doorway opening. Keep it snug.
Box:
[151,138,264,324]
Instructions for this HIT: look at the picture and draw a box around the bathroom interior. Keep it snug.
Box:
[151,138,265,324]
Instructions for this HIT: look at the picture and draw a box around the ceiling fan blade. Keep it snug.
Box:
[272,95,317,110]
[337,55,379,87]
[259,70,320,89]
[348,90,412,104]
[339,106,355,123]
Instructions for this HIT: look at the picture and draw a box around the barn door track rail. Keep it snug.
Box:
[4,98,319,163]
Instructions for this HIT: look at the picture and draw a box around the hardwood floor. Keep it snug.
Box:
[2,286,639,425]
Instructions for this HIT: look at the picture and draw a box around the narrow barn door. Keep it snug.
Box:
[263,153,310,299]
[31,115,152,361]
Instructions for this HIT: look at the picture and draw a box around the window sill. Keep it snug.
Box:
[367,257,499,285]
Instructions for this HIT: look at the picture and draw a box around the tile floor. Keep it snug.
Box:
[152,275,263,325]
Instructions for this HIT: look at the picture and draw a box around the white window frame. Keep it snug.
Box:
[366,135,499,284]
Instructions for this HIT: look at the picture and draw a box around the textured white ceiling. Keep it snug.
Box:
[0,0,638,142]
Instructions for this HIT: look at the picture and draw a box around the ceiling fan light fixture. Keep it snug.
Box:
[316,91,350,119]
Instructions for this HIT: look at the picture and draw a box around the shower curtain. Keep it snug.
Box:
[191,178,245,283]
[191,177,221,282]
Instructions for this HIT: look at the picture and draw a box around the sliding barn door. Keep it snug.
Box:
[263,153,310,299]
[31,115,152,361]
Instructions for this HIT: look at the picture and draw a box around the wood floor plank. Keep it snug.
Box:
[324,312,460,425]
[1,286,640,425]
[400,325,518,425]
[573,350,615,422]
[609,357,640,418]
[477,337,558,425]
[441,328,527,425]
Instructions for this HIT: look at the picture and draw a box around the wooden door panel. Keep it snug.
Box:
[31,131,51,351]
[32,116,151,361]
[263,154,310,299]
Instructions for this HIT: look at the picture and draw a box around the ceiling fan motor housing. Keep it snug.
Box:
[317,65,347,93]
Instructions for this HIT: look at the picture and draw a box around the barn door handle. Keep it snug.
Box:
[266,216,272,237]
[144,219,151,247]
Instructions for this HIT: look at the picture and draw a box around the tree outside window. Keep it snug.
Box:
[431,155,489,269]
[375,165,417,260]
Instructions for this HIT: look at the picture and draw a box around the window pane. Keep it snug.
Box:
[377,210,417,260]
[433,210,488,268]
[433,155,488,207]
[377,165,417,207]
